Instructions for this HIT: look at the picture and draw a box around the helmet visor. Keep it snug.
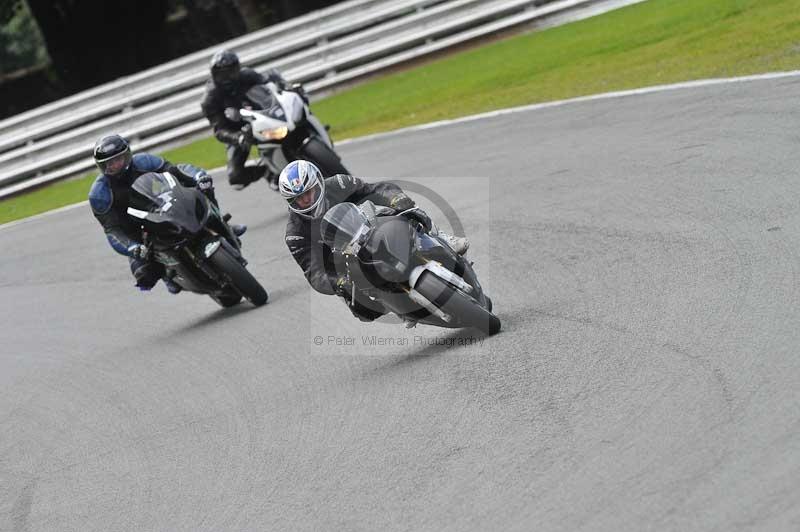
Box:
[288,182,323,214]
[96,150,132,176]
[213,64,240,88]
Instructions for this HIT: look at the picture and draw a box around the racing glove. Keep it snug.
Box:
[195,170,213,191]
[389,193,415,211]
[402,208,433,232]
[237,125,254,147]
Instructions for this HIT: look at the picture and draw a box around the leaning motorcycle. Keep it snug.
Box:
[126,171,268,307]
[227,82,349,182]
[320,201,500,335]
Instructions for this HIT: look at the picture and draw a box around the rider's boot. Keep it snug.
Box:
[266,171,279,191]
[436,230,469,256]
[164,279,183,294]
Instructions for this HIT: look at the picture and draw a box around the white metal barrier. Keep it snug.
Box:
[0,0,644,198]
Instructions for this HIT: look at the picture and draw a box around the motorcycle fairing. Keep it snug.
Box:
[128,172,210,235]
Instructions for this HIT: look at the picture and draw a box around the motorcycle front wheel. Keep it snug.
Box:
[414,271,500,335]
[207,247,268,306]
[211,292,243,308]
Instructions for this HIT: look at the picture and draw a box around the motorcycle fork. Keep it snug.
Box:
[182,246,221,284]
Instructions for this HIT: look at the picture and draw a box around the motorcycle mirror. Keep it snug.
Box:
[224,107,241,122]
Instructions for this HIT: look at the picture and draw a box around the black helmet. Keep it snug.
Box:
[210,49,241,91]
[93,134,132,177]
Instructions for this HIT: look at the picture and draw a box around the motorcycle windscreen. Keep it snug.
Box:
[244,85,284,119]
[320,202,371,253]
[129,173,207,235]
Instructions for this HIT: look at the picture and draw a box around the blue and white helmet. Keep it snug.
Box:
[279,160,327,219]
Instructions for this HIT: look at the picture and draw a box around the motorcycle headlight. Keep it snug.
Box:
[260,126,288,140]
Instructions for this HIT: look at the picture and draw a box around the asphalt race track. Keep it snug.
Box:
[2,75,800,531]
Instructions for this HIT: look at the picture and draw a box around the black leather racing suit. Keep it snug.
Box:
[200,67,288,186]
[88,153,215,289]
[284,174,415,321]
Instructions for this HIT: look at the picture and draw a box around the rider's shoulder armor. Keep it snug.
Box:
[325,174,364,204]
[131,153,164,173]
[240,67,266,87]
[88,175,113,214]
[327,174,344,189]
[326,174,357,191]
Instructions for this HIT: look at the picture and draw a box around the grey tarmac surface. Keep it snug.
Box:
[2,75,800,531]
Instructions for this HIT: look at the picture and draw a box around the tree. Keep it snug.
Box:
[0,0,48,77]
[13,0,346,102]
[232,0,268,32]
[0,0,22,25]
[26,0,170,90]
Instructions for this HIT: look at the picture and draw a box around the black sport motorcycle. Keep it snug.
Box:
[126,171,268,307]
[320,201,500,335]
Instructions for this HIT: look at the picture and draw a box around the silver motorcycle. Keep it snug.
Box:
[225,82,349,183]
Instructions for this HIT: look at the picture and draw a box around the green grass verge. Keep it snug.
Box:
[0,137,225,224]
[315,0,800,138]
[2,0,799,224]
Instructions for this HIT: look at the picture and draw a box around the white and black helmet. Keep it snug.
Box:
[278,160,327,219]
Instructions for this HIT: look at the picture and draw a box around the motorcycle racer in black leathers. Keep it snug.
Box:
[87,134,246,293]
[279,160,469,322]
[200,49,296,190]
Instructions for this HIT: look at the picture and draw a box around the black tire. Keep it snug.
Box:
[211,292,243,308]
[208,247,268,306]
[415,271,501,335]
[301,137,349,175]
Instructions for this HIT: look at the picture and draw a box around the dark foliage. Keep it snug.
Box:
[1,0,344,118]
[26,0,170,90]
